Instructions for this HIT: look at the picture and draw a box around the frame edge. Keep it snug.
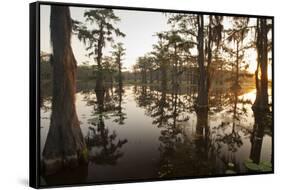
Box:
[29,1,40,189]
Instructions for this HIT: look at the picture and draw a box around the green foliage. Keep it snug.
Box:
[244,159,272,172]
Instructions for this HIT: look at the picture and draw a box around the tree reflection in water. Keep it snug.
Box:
[133,84,272,177]
[213,90,244,164]
[86,86,128,166]
[134,85,217,177]
[41,84,272,183]
[112,86,127,125]
[87,114,127,165]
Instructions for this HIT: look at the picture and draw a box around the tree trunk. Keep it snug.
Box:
[250,110,266,164]
[195,109,208,138]
[207,16,212,92]
[196,15,208,109]
[195,109,209,159]
[259,19,269,110]
[118,60,123,91]
[43,6,87,175]
[253,18,269,111]
[95,24,105,104]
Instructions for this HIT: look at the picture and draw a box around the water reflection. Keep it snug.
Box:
[40,84,272,185]
[86,85,128,165]
[112,87,127,125]
[87,114,127,165]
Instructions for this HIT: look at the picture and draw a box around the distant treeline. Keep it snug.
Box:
[41,53,254,90]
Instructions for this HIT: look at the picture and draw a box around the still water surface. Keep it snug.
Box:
[40,84,272,185]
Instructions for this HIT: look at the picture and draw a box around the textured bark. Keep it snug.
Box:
[42,6,87,175]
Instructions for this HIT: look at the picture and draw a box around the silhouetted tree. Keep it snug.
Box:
[102,56,116,89]
[151,33,170,90]
[167,14,223,109]
[206,16,224,90]
[73,9,125,104]
[136,55,152,84]
[196,15,208,108]
[253,18,271,111]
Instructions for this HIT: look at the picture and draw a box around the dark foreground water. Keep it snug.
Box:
[40,84,272,186]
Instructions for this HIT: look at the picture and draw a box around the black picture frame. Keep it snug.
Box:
[30,1,274,188]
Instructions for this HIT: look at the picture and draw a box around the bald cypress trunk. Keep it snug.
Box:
[42,6,87,175]
[195,109,209,161]
[206,16,212,92]
[253,18,269,111]
[250,110,266,164]
[196,15,208,109]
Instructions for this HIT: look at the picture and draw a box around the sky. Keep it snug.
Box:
[40,5,272,77]
[40,5,170,71]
